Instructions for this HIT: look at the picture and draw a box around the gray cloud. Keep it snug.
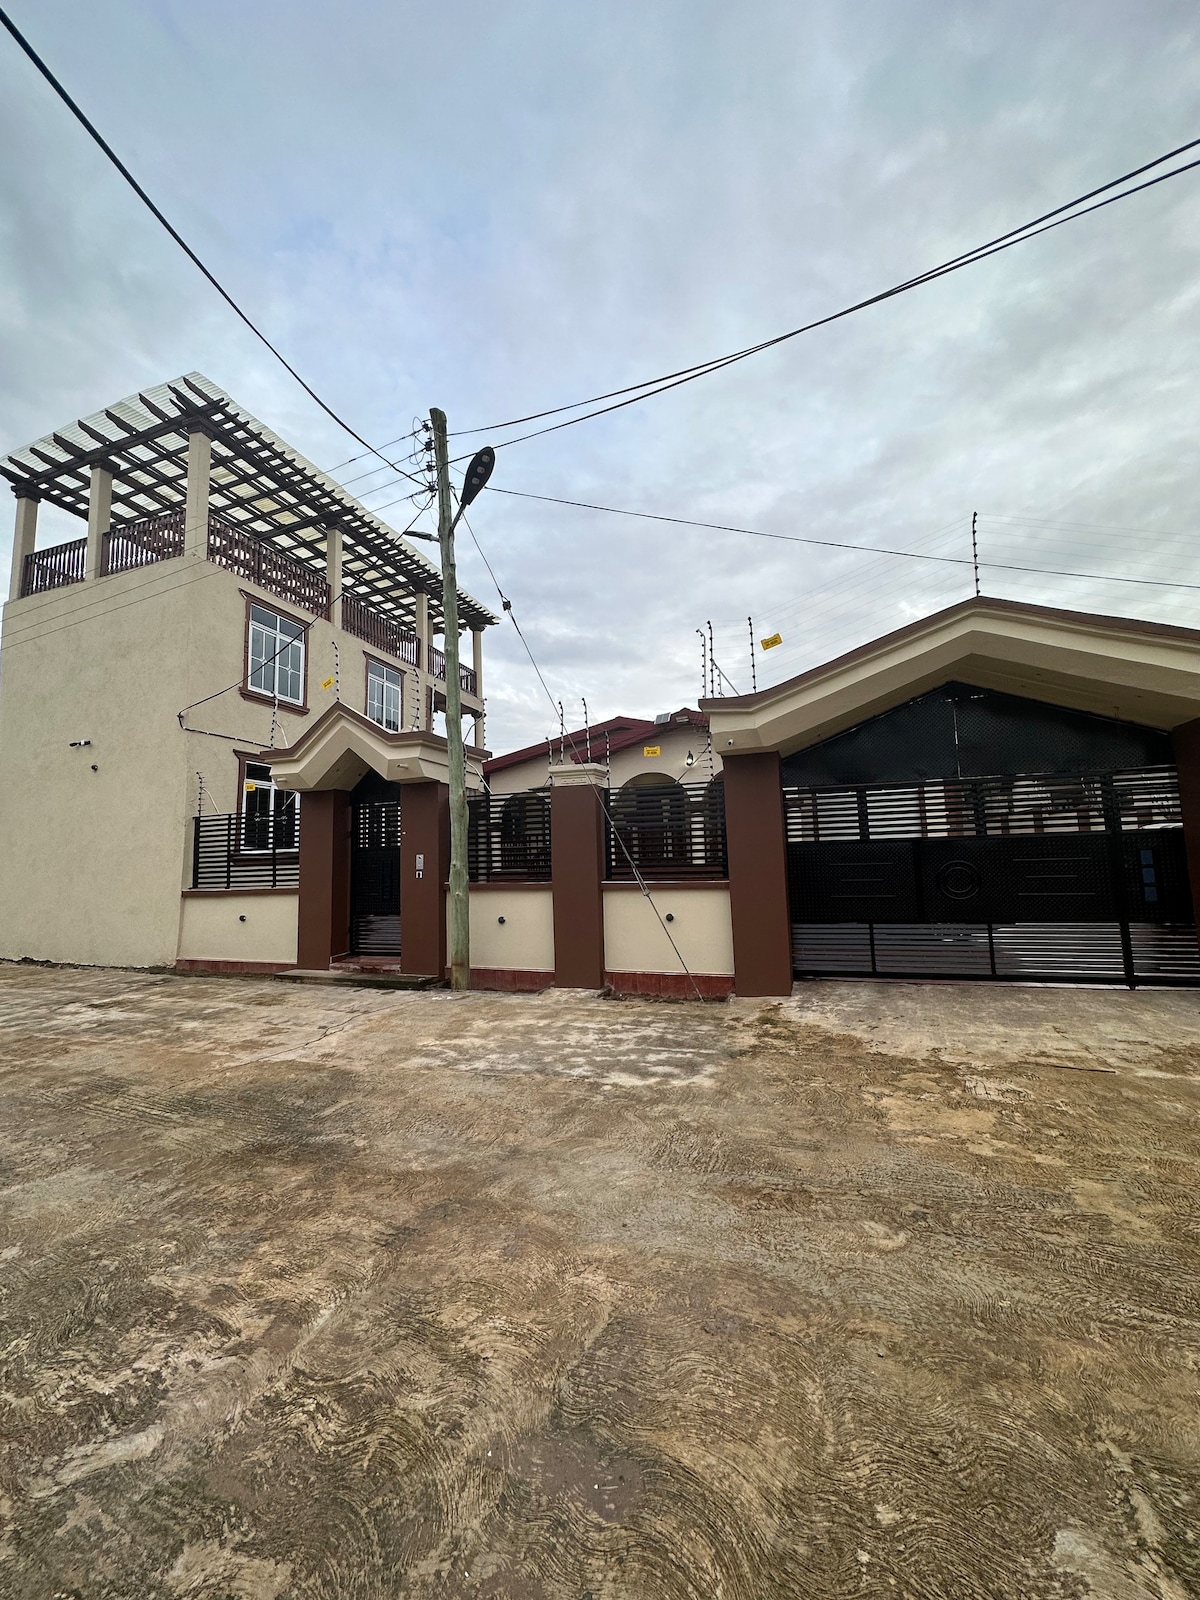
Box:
[2,0,1200,746]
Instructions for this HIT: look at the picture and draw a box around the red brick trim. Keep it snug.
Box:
[175,959,294,975]
[470,967,554,992]
[605,970,733,999]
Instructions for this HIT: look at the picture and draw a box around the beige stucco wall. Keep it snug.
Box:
[454,886,554,971]
[603,884,733,976]
[0,549,466,967]
[177,893,298,966]
[488,722,720,795]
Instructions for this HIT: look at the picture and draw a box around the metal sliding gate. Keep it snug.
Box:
[350,797,402,956]
[784,765,1199,985]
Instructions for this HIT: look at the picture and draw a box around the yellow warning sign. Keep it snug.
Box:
[245,782,256,792]
[321,675,335,690]
[760,632,782,650]
[643,745,661,758]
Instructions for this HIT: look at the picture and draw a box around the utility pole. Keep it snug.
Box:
[430,408,469,990]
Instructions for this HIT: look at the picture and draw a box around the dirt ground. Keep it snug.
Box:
[2,966,1200,1599]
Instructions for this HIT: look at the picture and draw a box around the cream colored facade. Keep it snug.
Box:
[0,553,479,967]
[603,883,734,977]
[458,885,555,973]
[178,892,299,968]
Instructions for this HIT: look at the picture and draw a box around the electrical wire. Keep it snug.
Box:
[0,5,425,493]
[447,140,1200,450]
[459,511,707,1000]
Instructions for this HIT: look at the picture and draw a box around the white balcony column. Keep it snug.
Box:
[184,425,212,559]
[415,589,431,726]
[8,486,39,601]
[325,520,343,627]
[84,462,113,581]
[471,627,485,748]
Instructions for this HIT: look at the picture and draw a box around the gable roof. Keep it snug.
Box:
[703,596,1200,757]
[483,709,708,774]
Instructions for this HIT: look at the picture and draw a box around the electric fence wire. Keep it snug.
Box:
[0,5,427,496]
[458,511,708,1000]
[446,137,1200,451]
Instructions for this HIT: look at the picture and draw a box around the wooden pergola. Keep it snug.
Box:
[0,372,495,632]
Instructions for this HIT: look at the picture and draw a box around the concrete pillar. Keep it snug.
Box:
[550,763,608,989]
[723,750,793,996]
[184,426,212,559]
[471,628,485,748]
[8,487,38,601]
[85,463,113,581]
[325,521,343,627]
[296,790,351,969]
[400,780,450,977]
[1172,719,1200,947]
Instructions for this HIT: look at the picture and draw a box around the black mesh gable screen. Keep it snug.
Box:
[781,683,1172,787]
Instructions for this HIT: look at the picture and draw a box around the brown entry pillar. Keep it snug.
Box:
[400,781,450,978]
[723,750,793,996]
[550,763,608,988]
[1172,719,1200,941]
[296,790,351,969]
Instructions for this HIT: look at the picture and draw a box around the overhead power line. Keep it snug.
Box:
[0,5,424,495]
[447,136,1200,455]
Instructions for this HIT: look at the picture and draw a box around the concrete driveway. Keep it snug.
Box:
[2,963,1200,1598]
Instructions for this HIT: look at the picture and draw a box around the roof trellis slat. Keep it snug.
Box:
[0,372,496,629]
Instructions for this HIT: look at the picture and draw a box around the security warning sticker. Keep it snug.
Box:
[760,632,782,650]
[643,745,661,757]
[321,676,335,690]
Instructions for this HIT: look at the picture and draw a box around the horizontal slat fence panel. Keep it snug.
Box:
[468,789,551,881]
[605,780,727,881]
[192,813,300,890]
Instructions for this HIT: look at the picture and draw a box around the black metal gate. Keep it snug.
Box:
[784,766,1199,985]
[351,798,401,955]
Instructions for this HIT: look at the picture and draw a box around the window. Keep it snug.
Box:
[247,603,304,704]
[366,658,402,732]
[241,763,299,852]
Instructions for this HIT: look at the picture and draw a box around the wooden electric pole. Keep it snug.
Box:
[430,408,469,991]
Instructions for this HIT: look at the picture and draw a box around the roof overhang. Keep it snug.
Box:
[264,705,488,792]
[704,598,1200,758]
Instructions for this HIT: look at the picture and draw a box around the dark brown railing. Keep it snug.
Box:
[192,812,300,890]
[341,594,421,665]
[428,642,477,696]
[206,513,331,617]
[21,538,87,596]
[102,510,185,576]
[605,779,728,881]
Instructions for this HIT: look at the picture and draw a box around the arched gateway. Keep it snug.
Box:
[705,597,1200,993]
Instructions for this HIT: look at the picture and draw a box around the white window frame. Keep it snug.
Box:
[241,761,300,854]
[247,603,305,705]
[366,658,403,732]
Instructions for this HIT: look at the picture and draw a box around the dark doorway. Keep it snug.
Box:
[350,774,402,955]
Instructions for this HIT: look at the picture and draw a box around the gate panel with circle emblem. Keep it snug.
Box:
[784,767,1198,985]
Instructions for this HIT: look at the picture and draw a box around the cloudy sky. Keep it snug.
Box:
[2,0,1200,751]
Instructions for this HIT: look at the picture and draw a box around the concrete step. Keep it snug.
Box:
[276,968,444,991]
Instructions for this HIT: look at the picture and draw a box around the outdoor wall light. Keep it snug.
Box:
[685,750,695,767]
[498,916,506,925]
[68,739,91,748]
[90,764,98,773]
[665,913,675,923]
[239,915,247,923]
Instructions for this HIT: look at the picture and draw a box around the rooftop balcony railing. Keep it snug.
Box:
[102,510,185,575]
[21,537,86,595]
[428,642,478,697]
[340,594,421,666]
[206,514,331,617]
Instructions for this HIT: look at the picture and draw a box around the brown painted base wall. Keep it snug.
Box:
[175,959,294,976]
[606,970,734,999]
